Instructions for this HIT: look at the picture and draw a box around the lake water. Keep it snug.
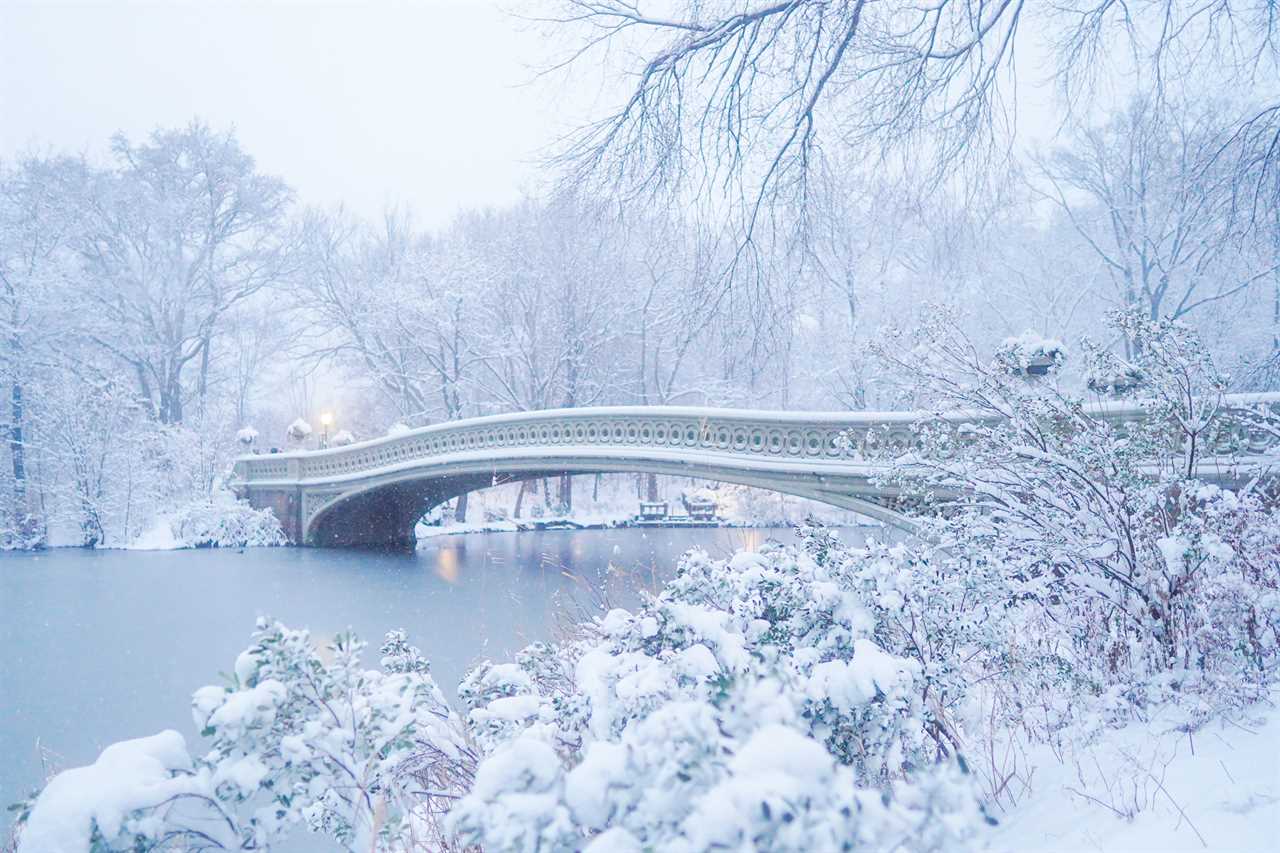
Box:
[0,525,871,833]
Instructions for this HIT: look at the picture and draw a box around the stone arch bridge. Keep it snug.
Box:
[232,399,1277,548]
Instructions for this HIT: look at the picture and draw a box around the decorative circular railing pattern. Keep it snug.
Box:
[238,412,915,485]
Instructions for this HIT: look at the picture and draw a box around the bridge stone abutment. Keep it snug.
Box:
[242,486,304,543]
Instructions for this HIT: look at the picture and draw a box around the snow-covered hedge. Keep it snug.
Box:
[286,418,312,442]
[449,543,986,852]
[170,498,286,549]
[14,623,475,851]
[133,495,286,549]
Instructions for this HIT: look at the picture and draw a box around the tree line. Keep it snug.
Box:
[2,94,1277,546]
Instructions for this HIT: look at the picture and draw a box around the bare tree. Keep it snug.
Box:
[0,155,85,543]
[297,207,480,425]
[804,170,939,407]
[75,121,294,424]
[1034,97,1277,353]
[540,0,1278,218]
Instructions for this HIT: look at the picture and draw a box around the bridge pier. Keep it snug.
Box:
[241,486,303,544]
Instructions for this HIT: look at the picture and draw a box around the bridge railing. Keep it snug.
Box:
[233,395,1280,486]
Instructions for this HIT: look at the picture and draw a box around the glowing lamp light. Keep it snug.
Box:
[318,412,335,449]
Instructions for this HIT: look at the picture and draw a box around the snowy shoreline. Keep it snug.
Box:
[414,515,880,540]
[1,518,885,553]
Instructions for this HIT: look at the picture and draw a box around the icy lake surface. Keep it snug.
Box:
[0,525,869,830]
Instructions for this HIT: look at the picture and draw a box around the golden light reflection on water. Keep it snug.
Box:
[724,527,766,554]
[434,546,461,584]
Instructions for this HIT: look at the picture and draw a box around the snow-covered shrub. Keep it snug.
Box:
[286,417,312,442]
[449,544,987,851]
[192,621,476,849]
[14,730,233,852]
[872,309,1280,731]
[994,332,1065,377]
[162,493,287,548]
[16,545,988,851]
[15,621,476,852]
[0,508,44,550]
[331,428,355,446]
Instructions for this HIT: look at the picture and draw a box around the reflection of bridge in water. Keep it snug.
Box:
[232,399,1278,548]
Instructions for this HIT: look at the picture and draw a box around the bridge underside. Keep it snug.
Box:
[241,457,918,549]
[307,473,498,548]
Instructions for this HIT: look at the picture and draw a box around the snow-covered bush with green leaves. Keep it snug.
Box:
[449,543,987,852]
[15,621,475,852]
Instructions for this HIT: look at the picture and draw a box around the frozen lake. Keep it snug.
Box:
[0,525,871,832]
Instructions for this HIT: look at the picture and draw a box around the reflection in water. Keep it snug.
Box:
[0,525,874,832]
[434,546,460,584]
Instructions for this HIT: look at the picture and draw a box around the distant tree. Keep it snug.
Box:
[75,121,294,424]
[298,207,460,423]
[1034,98,1277,353]
[0,155,86,545]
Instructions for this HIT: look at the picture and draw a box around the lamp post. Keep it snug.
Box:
[320,412,334,449]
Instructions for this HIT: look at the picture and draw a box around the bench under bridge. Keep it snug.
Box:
[231,398,1278,548]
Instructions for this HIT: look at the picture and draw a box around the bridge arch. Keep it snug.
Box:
[302,454,915,548]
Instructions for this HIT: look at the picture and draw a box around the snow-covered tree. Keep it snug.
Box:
[1035,97,1277,352]
[869,309,1280,731]
[74,121,294,425]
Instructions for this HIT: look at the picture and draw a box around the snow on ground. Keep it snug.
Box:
[416,512,626,540]
[986,698,1280,853]
[128,516,183,550]
[417,519,524,539]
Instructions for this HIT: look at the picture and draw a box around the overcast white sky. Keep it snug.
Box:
[1,0,591,226]
[1,0,1104,232]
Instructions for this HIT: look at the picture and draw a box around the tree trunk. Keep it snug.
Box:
[514,480,528,518]
[9,379,26,503]
[197,335,211,418]
[455,491,468,523]
[646,473,659,502]
[160,371,184,424]
[558,474,573,514]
